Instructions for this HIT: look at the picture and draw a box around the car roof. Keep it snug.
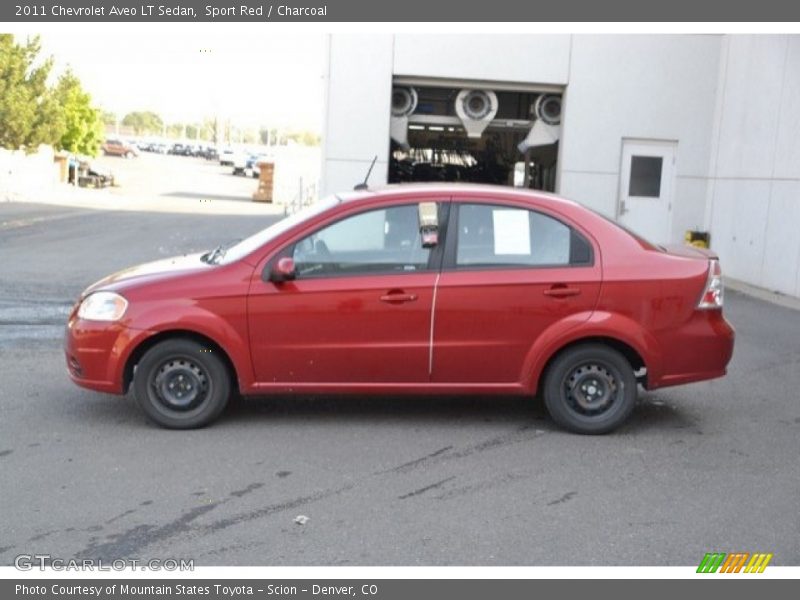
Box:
[335,183,581,209]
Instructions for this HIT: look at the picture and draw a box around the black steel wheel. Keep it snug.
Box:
[133,338,231,429]
[543,344,637,434]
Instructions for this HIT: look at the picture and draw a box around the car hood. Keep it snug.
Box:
[83,252,210,296]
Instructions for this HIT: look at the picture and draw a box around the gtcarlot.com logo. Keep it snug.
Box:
[14,554,194,571]
[697,552,773,573]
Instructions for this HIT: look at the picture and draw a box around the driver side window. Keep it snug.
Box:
[292,204,432,278]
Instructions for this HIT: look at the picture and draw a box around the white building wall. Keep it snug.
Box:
[322,33,800,297]
[560,35,721,236]
[320,35,394,195]
[707,35,800,296]
[392,34,570,84]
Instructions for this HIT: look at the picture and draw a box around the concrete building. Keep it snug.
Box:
[320,34,800,298]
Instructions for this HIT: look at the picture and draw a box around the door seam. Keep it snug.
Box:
[428,272,441,377]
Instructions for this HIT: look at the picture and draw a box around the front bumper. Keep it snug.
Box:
[64,311,149,395]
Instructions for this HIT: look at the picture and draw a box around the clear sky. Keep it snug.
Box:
[23,31,326,131]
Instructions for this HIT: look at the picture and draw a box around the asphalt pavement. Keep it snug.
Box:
[0,200,798,566]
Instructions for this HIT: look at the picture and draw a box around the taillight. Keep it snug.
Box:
[697,259,724,309]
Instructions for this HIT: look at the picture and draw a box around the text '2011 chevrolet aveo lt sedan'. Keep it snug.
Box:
[65,185,734,434]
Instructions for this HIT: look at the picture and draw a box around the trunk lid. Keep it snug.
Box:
[662,244,718,260]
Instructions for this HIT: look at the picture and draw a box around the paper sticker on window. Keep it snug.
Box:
[493,209,531,255]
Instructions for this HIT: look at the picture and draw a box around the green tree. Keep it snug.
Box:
[203,117,217,143]
[101,110,117,128]
[286,130,321,146]
[241,129,258,144]
[122,110,163,135]
[0,34,63,151]
[166,123,183,139]
[53,70,104,156]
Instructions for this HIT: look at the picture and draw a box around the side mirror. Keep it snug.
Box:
[270,257,296,283]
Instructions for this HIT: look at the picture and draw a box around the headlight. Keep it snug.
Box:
[77,292,129,321]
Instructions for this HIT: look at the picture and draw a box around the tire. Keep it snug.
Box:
[132,338,231,429]
[125,151,134,159]
[542,344,637,434]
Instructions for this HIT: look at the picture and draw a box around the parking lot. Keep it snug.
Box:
[1,179,798,565]
[92,151,266,208]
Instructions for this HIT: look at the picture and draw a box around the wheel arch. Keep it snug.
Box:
[122,329,240,395]
[537,336,647,392]
[524,312,660,396]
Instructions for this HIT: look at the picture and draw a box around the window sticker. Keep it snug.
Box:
[492,209,531,255]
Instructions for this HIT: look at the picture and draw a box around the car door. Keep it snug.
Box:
[431,199,601,385]
[247,201,446,387]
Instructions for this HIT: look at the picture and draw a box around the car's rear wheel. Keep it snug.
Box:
[133,338,230,429]
[125,151,134,159]
[542,344,637,434]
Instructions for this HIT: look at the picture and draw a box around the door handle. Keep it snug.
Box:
[380,291,418,304]
[544,286,581,298]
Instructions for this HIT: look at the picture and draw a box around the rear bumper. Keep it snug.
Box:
[64,313,150,395]
[649,310,735,389]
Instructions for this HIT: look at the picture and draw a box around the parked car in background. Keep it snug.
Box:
[232,154,247,175]
[230,149,255,174]
[101,139,138,158]
[199,145,218,160]
[168,143,196,156]
[248,153,273,178]
[219,148,236,166]
[232,151,272,176]
[65,185,734,433]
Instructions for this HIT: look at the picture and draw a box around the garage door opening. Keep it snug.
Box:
[388,83,562,192]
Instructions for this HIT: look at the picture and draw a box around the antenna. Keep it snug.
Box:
[353,155,378,191]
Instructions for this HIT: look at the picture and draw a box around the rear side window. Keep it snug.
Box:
[455,203,592,268]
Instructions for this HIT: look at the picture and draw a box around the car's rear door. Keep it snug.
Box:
[248,200,447,387]
[431,198,601,385]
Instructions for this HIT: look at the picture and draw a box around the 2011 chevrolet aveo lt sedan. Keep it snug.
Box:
[65,185,734,434]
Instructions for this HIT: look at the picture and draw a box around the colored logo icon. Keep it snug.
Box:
[697,552,773,573]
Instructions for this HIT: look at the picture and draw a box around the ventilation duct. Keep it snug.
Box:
[455,89,498,138]
[390,87,418,150]
[518,94,562,153]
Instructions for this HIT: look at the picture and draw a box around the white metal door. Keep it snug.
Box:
[618,140,676,244]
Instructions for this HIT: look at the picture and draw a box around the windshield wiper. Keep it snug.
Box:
[201,239,241,265]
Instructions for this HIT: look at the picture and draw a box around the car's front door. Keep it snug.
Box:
[432,200,601,385]
[248,201,445,387]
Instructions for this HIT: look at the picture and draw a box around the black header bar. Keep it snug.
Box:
[3,0,800,22]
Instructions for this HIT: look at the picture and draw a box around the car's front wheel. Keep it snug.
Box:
[133,338,231,429]
[542,344,637,434]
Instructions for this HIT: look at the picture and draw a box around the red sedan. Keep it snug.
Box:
[65,185,734,433]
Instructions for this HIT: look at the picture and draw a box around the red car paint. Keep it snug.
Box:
[65,185,734,402]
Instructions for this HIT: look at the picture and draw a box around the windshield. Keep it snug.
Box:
[219,195,341,264]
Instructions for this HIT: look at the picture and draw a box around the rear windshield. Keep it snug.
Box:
[591,209,664,252]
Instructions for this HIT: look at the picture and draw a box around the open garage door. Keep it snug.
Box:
[388,80,563,192]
